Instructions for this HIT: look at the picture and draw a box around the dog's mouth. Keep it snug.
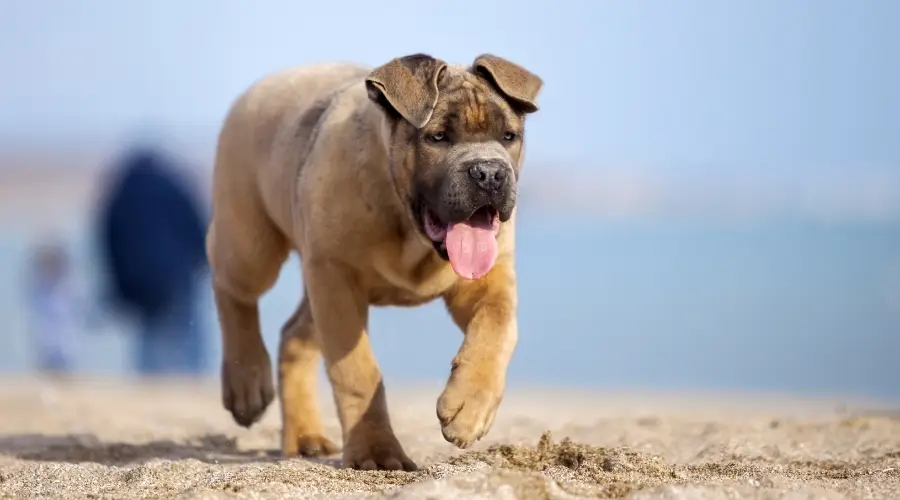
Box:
[421,205,501,280]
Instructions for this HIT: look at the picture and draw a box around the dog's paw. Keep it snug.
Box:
[437,374,502,449]
[343,425,417,471]
[221,352,275,427]
[283,434,340,458]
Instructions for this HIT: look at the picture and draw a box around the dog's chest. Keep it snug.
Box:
[367,285,442,307]
[368,239,458,307]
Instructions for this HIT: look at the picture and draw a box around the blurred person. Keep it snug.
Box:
[26,241,80,377]
[95,145,209,376]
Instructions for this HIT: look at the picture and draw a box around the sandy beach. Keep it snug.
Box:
[0,378,898,499]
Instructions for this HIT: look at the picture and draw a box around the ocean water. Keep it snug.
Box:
[2,209,899,400]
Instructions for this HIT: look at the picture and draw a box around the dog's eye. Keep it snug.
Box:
[503,132,517,141]
[428,132,447,142]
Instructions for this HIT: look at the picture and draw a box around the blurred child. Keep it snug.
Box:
[27,241,80,377]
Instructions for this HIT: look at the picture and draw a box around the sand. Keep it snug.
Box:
[0,378,898,499]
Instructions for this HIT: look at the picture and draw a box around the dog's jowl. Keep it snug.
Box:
[206,53,542,470]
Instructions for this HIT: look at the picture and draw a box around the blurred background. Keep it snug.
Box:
[1,1,898,399]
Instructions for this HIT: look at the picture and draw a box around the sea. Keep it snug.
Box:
[1,207,899,401]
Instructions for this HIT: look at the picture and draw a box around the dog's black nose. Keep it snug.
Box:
[467,160,508,192]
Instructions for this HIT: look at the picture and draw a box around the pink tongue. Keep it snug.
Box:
[445,211,498,280]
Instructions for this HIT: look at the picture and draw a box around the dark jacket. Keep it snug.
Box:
[97,148,208,319]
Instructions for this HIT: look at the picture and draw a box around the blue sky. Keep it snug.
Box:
[1,0,898,174]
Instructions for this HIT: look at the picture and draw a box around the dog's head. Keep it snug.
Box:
[365,53,542,279]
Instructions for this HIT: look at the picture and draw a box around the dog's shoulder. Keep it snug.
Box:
[286,71,404,260]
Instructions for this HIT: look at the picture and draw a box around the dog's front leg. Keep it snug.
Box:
[304,259,417,471]
[439,259,518,449]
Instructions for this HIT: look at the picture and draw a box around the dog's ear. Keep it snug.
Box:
[472,54,543,114]
[366,54,447,129]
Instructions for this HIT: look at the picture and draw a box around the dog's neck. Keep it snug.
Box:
[363,102,421,242]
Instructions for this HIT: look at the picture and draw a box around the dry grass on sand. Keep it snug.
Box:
[1,379,899,499]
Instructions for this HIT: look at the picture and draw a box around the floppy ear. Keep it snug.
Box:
[365,53,448,129]
[472,54,543,114]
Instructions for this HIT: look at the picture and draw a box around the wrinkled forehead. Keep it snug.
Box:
[430,66,521,134]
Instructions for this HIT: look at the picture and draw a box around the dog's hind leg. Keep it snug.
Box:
[278,293,339,457]
[207,208,289,428]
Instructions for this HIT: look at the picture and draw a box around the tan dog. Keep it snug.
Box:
[206,53,542,470]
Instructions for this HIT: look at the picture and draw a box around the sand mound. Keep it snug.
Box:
[446,431,674,497]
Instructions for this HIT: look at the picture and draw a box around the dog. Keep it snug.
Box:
[206,52,542,471]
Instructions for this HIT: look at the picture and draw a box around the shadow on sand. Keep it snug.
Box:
[0,433,342,467]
